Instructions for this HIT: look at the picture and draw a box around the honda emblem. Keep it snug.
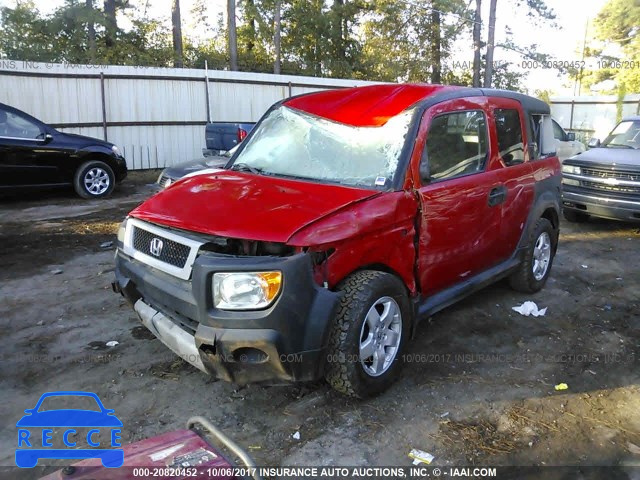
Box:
[149,238,164,257]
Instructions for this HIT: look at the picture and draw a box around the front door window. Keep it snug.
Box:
[422,110,489,182]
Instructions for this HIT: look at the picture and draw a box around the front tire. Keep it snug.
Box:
[74,160,115,199]
[325,270,411,398]
[509,217,557,293]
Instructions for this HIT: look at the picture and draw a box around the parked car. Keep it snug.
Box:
[561,115,640,223]
[157,146,238,189]
[0,103,127,199]
[113,84,561,398]
[204,122,255,156]
[552,119,585,161]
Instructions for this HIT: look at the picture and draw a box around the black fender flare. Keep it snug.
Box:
[516,178,561,253]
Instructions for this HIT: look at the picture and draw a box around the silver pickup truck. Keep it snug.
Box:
[561,115,640,223]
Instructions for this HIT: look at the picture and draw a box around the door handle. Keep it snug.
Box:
[488,185,507,207]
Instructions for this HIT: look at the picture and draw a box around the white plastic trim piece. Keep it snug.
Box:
[122,217,204,280]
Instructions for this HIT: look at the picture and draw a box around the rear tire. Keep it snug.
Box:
[325,270,411,398]
[509,218,557,293]
[74,160,115,199]
[563,209,589,223]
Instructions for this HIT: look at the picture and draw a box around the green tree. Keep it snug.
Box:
[0,0,173,66]
[236,0,276,72]
[361,0,472,82]
[595,0,640,92]
[0,1,58,61]
[0,0,559,89]
[281,0,330,76]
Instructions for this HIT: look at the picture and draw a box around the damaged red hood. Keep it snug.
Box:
[129,170,380,243]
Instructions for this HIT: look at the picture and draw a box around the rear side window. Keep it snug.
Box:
[494,109,524,166]
[422,110,488,182]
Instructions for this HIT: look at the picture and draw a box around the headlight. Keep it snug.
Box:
[562,165,581,175]
[117,218,128,243]
[562,178,580,186]
[157,171,173,188]
[111,145,121,157]
[213,272,282,310]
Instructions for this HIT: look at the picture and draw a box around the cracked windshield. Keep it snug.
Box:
[231,106,414,188]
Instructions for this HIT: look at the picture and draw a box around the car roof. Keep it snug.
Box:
[283,83,550,126]
[0,102,23,113]
[622,115,640,122]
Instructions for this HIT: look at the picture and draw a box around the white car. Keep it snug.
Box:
[552,119,585,162]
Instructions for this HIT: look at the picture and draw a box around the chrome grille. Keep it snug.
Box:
[132,226,191,268]
[581,168,640,182]
[581,180,640,195]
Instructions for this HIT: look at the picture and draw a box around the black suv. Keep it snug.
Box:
[562,116,640,223]
[0,103,127,198]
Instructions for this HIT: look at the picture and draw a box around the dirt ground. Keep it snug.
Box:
[1,174,639,479]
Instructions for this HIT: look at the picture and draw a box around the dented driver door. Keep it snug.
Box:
[411,97,506,296]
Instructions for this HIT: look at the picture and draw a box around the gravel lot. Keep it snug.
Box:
[1,175,639,478]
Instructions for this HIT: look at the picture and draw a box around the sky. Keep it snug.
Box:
[0,0,611,95]
[484,0,611,95]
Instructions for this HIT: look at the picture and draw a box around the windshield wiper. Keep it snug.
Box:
[229,163,264,174]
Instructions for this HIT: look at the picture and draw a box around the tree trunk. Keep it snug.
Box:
[86,0,96,63]
[333,0,345,61]
[103,0,117,48]
[246,0,256,52]
[483,0,497,88]
[472,0,482,87]
[172,0,184,68]
[314,1,322,76]
[430,5,441,84]
[274,0,281,74]
[227,0,238,71]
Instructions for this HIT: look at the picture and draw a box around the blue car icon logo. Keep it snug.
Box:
[16,391,123,468]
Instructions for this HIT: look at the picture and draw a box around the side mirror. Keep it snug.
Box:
[566,132,576,141]
[588,138,600,148]
[37,132,53,143]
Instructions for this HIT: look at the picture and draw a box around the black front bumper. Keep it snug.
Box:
[113,156,128,182]
[114,250,340,384]
[562,188,640,222]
